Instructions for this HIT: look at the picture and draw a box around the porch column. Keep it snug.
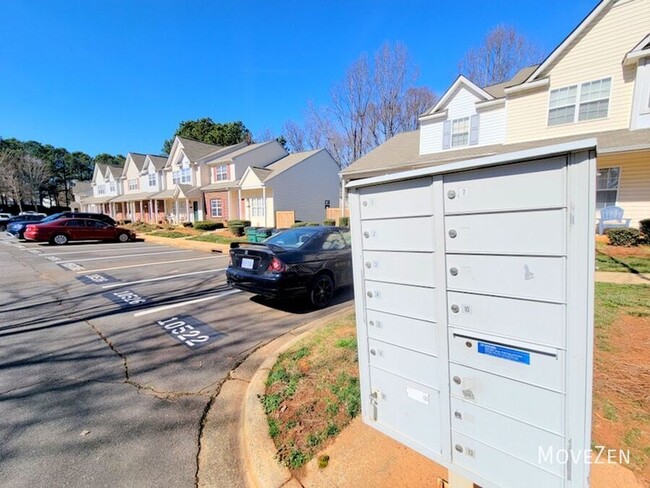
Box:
[149,199,154,222]
[237,189,242,219]
[185,199,190,222]
[140,200,144,222]
[154,200,158,223]
[262,186,267,227]
[175,200,179,224]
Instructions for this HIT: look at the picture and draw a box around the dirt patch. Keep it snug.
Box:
[593,313,650,484]
[598,244,650,258]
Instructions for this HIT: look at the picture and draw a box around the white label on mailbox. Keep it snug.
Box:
[406,387,429,405]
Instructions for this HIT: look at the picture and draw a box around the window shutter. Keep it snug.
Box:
[442,120,451,149]
[469,114,480,145]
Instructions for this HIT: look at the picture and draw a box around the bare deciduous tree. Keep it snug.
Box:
[0,149,50,211]
[458,24,543,87]
[21,154,50,208]
[403,87,438,131]
[0,149,25,212]
[282,120,306,153]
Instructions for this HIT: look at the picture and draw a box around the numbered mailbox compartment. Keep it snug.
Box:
[448,329,565,391]
[452,431,564,488]
[370,366,442,454]
[360,177,434,220]
[447,291,566,348]
[366,310,437,357]
[445,209,566,255]
[443,156,566,214]
[361,217,435,252]
[363,250,435,287]
[449,363,565,434]
[446,254,566,302]
[451,397,565,476]
[365,280,436,322]
[368,338,439,389]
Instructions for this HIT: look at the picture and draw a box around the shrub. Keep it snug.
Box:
[291,222,307,228]
[120,219,132,225]
[338,216,350,227]
[182,221,193,228]
[227,219,250,236]
[606,228,641,247]
[639,219,650,238]
[194,220,224,231]
[306,222,320,227]
[323,219,336,226]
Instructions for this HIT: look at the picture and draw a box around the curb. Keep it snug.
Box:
[241,306,355,488]
[137,233,231,254]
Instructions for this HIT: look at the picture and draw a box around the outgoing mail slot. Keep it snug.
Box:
[360,177,434,219]
[367,310,437,357]
[445,209,566,255]
[447,291,566,348]
[446,254,566,302]
[362,217,435,252]
[443,156,566,214]
[448,328,564,391]
[451,431,564,488]
[449,363,564,434]
[365,280,436,321]
[370,366,442,454]
[451,397,565,476]
[368,338,439,389]
[363,250,435,286]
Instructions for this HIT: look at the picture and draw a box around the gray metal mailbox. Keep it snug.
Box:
[347,140,596,488]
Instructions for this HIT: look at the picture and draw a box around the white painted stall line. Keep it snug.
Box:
[133,289,242,317]
[58,250,191,263]
[38,246,163,256]
[79,256,224,273]
[102,268,226,289]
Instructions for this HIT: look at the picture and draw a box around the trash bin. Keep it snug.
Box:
[255,227,273,242]
[246,227,259,242]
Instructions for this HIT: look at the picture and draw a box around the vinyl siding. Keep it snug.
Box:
[231,143,287,179]
[598,150,650,228]
[478,106,506,146]
[123,158,142,194]
[506,0,650,143]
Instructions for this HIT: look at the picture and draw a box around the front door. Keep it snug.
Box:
[193,201,199,222]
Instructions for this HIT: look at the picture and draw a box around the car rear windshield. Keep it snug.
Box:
[265,227,322,250]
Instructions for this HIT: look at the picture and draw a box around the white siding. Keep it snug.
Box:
[232,142,287,179]
[446,86,481,119]
[420,119,444,154]
[478,106,506,146]
[270,150,340,224]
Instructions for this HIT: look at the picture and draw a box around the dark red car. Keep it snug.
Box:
[24,218,135,245]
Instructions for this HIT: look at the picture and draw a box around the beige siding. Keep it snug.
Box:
[124,157,142,194]
[507,0,650,143]
[598,150,650,228]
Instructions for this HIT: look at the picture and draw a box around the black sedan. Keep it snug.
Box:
[226,226,352,308]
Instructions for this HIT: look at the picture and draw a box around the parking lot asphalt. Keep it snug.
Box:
[0,235,353,488]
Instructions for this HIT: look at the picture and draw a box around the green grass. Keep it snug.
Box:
[187,234,246,244]
[149,231,188,239]
[602,401,618,421]
[595,245,650,273]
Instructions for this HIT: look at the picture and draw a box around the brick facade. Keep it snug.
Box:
[203,191,229,221]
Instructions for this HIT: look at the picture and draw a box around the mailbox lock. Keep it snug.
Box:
[367,291,374,298]
[454,411,463,420]
[363,231,370,238]
[369,320,375,327]
[453,376,461,385]
[370,349,377,356]
[449,267,459,276]
[451,304,460,313]
[365,261,372,268]
[465,341,473,348]
[448,229,457,238]
[362,201,368,207]
[447,190,456,199]
[455,444,464,453]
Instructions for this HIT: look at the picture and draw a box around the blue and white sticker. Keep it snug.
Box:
[156,315,226,349]
[478,342,530,365]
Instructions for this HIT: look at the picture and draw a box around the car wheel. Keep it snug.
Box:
[116,232,130,243]
[0,225,5,232]
[51,234,68,245]
[309,274,335,309]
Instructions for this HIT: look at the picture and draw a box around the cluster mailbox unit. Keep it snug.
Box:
[347,140,596,488]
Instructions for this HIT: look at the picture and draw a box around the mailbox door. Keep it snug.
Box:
[365,281,436,321]
[370,366,442,454]
[361,217,435,252]
[366,310,437,357]
[368,338,439,389]
[359,177,434,219]
[363,250,435,287]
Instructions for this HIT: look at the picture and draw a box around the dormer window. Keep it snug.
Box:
[548,77,611,126]
[172,171,180,185]
[148,173,157,187]
[128,178,139,191]
[451,117,470,147]
[109,182,116,193]
[97,184,106,195]
[214,165,228,181]
[181,167,192,184]
[442,115,479,150]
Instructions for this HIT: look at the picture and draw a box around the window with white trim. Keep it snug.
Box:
[97,184,106,195]
[109,181,116,193]
[210,199,223,218]
[148,173,157,187]
[596,167,620,210]
[548,77,611,126]
[451,117,470,147]
[128,178,139,191]
[214,165,228,181]
[250,197,265,217]
[181,167,192,184]
[172,171,180,184]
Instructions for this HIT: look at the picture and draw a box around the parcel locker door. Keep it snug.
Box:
[446,254,566,302]
[452,432,564,488]
[368,338,439,389]
[363,250,435,287]
[447,292,566,348]
[361,217,435,252]
[366,310,437,357]
[359,177,434,219]
[370,366,442,453]
[449,363,564,434]
[365,281,436,321]
[448,329,564,391]
[445,209,566,255]
[450,397,565,476]
[443,157,566,214]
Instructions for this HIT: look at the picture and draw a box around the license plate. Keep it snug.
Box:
[241,258,254,270]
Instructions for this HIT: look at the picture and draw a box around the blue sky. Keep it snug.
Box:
[0,0,598,156]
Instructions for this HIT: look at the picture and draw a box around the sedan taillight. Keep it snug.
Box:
[267,257,286,273]
[25,225,36,231]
